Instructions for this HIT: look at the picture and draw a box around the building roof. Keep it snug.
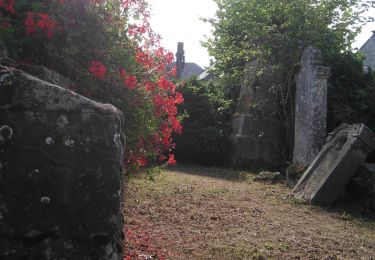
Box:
[172,62,204,80]
[360,31,375,51]
[359,31,375,70]
[198,64,216,81]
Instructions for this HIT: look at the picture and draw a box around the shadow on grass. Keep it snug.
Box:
[147,164,375,223]
[327,199,375,222]
[170,164,375,221]
[289,194,375,222]
[167,164,256,182]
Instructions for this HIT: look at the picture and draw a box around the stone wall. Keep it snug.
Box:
[0,65,124,259]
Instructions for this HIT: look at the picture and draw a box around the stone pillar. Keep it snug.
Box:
[0,66,124,259]
[231,60,283,170]
[175,42,185,80]
[293,47,331,166]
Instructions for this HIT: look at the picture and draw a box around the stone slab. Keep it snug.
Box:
[293,123,375,206]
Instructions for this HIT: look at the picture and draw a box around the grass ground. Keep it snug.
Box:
[122,165,375,259]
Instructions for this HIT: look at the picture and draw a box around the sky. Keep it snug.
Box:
[147,0,216,68]
[147,0,375,69]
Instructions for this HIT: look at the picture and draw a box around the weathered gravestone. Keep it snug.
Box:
[293,46,331,166]
[0,66,124,259]
[293,123,375,206]
[231,60,283,170]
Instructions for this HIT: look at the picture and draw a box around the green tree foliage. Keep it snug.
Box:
[328,52,375,132]
[205,0,374,81]
[174,77,233,165]
[203,0,375,158]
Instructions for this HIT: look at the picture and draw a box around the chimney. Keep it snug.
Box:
[176,42,185,79]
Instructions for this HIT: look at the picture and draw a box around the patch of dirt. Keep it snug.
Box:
[122,166,375,259]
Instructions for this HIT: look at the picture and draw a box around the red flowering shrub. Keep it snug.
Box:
[0,0,183,173]
[89,61,107,80]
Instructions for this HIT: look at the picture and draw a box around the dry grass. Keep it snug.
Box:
[122,165,375,259]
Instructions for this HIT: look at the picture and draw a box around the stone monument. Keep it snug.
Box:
[231,60,283,170]
[293,46,331,166]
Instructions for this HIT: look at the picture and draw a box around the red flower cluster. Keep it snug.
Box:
[125,76,137,89]
[167,154,176,165]
[119,68,138,89]
[24,12,56,38]
[89,61,107,80]
[0,0,15,13]
[135,52,154,69]
[126,152,147,172]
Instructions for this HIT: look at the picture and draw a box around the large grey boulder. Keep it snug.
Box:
[231,60,283,170]
[293,123,375,206]
[293,47,331,166]
[15,63,77,91]
[0,66,124,259]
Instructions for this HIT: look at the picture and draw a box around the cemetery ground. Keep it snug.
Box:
[123,166,375,259]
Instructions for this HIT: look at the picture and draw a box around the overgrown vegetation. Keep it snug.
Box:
[174,77,233,165]
[327,52,375,133]
[202,0,375,160]
[0,0,183,172]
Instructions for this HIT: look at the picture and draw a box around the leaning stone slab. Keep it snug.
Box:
[0,66,124,259]
[293,123,375,206]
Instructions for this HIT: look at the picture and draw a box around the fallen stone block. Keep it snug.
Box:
[293,123,375,206]
[0,66,124,259]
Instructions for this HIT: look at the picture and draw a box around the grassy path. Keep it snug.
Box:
[122,166,375,259]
